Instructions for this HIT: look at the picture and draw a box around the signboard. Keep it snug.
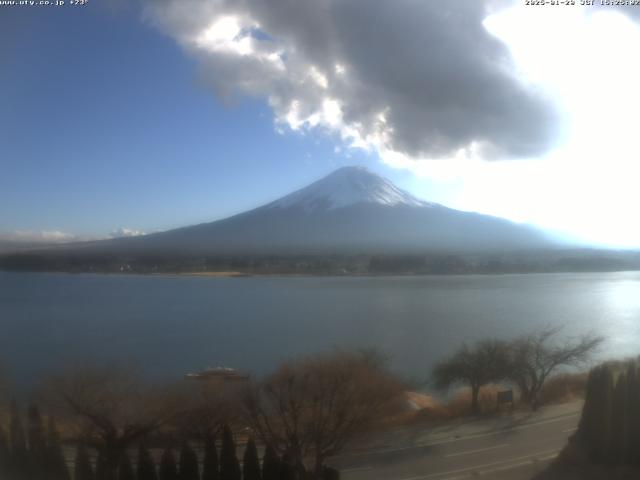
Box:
[497,389,514,408]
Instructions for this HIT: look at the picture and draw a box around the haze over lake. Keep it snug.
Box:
[1,271,639,390]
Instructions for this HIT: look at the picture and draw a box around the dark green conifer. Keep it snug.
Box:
[47,416,71,480]
[609,371,628,464]
[592,365,615,463]
[321,466,340,480]
[575,361,640,467]
[242,438,261,480]
[179,442,199,480]
[627,362,640,466]
[118,452,135,480]
[27,405,46,469]
[577,367,597,444]
[158,448,179,480]
[220,425,241,480]
[9,400,26,452]
[202,435,219,480]
[96,449,115,480]
[9,399,28,479]
[261,445,280,480]
[74,444,95,480]
[136,444,158,480]
[0,425,10,477]
[580,366,602,461]
[278,453,295,480]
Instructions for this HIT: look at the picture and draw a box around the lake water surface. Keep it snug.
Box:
[1,271,639,390]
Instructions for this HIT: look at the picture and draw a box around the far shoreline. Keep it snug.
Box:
[2,268,640,279]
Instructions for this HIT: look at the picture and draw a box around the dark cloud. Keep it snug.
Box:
[145,0,561,161]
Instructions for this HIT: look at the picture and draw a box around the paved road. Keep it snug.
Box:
[328,402,582,480]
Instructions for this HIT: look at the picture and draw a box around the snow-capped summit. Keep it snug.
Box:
[266,166,432,212]
[46,166,555,255]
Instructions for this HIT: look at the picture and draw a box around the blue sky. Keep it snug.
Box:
[3,1,640,246]
[0,3,419,239]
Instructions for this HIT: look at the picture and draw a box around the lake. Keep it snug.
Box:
[1,271,639,391]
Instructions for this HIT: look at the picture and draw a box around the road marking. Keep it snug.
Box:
[475,452,558,474]
[443,443,509,458]
[439,452,560,480]
[397,448,561,480]
[562,427,578,433]
[341,466,372,473]
[335,412,579,459]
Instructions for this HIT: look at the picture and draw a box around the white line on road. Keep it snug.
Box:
[476,452,559,475]
[562,427,578,433]
[397,448,561,480]
[440,452,560,480]
[443,443,509,458]
[336,412,579,459]
[341,466,373,473]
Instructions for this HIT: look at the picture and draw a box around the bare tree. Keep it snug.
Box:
[243,350,403,478]
[171,380,243,442]
[43,363,183,476]
[507,327,603,410]
[432,340,510,415]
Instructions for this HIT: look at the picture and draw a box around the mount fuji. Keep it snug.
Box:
[73,166,554,255]
[267,166,431,211]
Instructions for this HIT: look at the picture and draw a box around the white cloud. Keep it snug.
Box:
[434,5,640,247]
[144,0,559,162]
[0,228,147,244]
[0,230,78,243]
[110,228,146,238]
[144,0,640,247]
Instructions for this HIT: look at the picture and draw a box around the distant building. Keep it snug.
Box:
[184,366,250,382]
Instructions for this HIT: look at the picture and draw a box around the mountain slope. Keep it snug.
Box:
[76,166,554,255]
[265,166,431,211]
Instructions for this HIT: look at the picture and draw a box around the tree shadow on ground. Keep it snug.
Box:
[532,444,640,480]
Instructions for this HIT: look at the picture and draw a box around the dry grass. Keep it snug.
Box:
[398,373,589,427]
[448,384,507,416]
[540,372,588,405]
[402,384,511,425]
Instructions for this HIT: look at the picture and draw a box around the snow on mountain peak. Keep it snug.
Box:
[267,166,433,212]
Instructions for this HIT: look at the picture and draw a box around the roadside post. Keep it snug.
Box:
[497,389,515,413]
